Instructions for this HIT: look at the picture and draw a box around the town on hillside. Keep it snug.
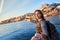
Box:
[0,3,60,24]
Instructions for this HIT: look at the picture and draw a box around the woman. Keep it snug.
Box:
[31,10,48,40]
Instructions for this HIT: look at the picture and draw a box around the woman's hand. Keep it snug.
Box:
[42,34,47,39]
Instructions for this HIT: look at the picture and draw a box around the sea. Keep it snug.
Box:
[0,20,60,40]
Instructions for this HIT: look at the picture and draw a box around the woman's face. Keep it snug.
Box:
[35,11,41,19]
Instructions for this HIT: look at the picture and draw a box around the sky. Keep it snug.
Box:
[0,0,60,22]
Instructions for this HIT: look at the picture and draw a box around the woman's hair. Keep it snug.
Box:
[34,10,45,20]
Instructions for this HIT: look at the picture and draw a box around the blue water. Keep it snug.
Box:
[0,20,60,40]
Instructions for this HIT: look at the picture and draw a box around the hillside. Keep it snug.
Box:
[0,3,60,24]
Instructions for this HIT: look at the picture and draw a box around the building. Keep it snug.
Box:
[15,16,21,22]
[10,18,16,22]
[25,13,33,21]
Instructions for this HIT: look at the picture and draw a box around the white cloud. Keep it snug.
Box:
[0,0,4,13]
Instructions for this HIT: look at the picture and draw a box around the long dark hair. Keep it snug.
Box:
[34,10,45,20]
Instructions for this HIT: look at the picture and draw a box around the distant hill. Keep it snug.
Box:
[40,3,60,15]
[0,3,60,24]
